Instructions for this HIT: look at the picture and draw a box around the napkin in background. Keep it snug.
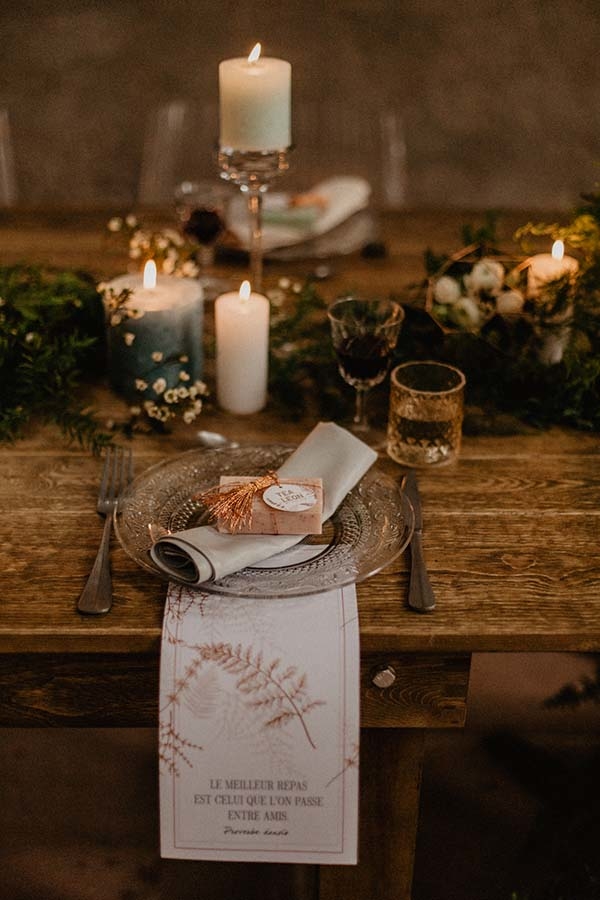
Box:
[226,176,371,252]
[150,421,377,586]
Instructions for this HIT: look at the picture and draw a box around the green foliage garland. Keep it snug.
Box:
[0,265,111,452]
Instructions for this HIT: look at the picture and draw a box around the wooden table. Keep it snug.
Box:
[1,212,599,899]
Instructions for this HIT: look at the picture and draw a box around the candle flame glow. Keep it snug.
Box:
[143,259,157,289]
[239,280,251,301]
[551,240,565,261]
[248,42,261,64]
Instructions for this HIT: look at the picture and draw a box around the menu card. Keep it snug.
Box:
[159,551,360,864]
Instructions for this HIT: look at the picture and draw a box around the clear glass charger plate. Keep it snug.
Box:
[114,444,414,599]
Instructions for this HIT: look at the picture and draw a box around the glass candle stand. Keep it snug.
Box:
[217,146,291,292]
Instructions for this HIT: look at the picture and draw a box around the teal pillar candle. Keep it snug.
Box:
[105,272,204,404]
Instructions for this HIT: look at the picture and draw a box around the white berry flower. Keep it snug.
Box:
[107,216,123,232]
[464,258,504,295]
[125,214,138,228]
[129,405,141,416]
[450,297,482,330]
[152,377,167,394]
[151,351,163,362]
[124,332,136,345]
[178,370,190,381]
[135,378,148,391]
[496,290,525,315]
[433,275,461,305]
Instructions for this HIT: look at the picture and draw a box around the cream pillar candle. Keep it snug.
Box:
[215,280,270,414]
[105,260,204,402]
[527,240,579,298]
[219,43,291,152]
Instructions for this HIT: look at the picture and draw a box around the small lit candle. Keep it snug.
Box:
[219,42,291,152]
[104,260,204,402]
[215,280,270,414]
[527,240,579,298]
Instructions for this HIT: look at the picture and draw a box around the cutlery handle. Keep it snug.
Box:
[408,531,436,612]
[77,514,113,615]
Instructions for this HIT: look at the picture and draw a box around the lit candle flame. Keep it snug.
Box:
[239,280,251,301]
[143,259,157,289]
[248,42,261,64]
[551,240,565,262]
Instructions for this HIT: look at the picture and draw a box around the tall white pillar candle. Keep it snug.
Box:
[219,43,291,152]
[215,280,270,414]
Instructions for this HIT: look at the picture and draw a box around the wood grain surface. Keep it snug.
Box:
[0,212,598,661]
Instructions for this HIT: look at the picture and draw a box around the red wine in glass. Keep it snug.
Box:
[183,206,225,246]
[335,334,391,386]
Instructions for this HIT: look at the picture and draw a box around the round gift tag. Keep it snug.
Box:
[262,483,318,512]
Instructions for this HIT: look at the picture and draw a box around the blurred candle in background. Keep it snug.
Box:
[527,239,579,298]
[215,279,270,414]
[105,260,204,402]
[219,43,291,151]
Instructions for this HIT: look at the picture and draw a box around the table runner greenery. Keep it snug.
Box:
[1,200,599,449]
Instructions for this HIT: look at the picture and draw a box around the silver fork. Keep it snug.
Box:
[77,446,133,615]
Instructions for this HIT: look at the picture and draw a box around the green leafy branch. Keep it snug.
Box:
[0,264,112,452]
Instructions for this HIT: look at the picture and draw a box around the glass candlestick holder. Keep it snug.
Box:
[217,146,291,292]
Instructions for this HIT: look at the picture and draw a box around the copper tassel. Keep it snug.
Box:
[195,471,280,532]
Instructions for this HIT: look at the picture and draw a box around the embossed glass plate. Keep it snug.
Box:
[114,444,414,598]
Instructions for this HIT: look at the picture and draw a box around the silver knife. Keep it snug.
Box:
[403,470,436,613]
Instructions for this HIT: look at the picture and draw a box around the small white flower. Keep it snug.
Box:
[496,289,525,315]
[125,214,138,228]
[192,399,203,413]
[177,386,189,398]
[110,313,122,326]
[162,228,184,247]
[129,247,142,259]
[449,297,482,330]
[278,276,291,290]
[129,405,141,416]
[292,282,302,294]
[181,260,199,277]
[178,370,190,381]
[163,389,177,403]
[151,351,163,362]
[107,216,123,232]
[156,236,169,251]
[194,380,208,395]
[183,409,197,424]
[179,354,189,363]
[433,275,461,305]
[24,331,36,343]
[124,332,136,345]
[135,378,148,391]
[152,377,167,394]
[464,258,504,295]
[162,257,176,275]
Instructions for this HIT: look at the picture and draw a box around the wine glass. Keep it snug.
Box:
[174,179,232,298]
[328,296,404,439]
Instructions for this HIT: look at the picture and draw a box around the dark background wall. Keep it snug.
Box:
[2,0,599,209]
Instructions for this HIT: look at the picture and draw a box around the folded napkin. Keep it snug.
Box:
[150,422,377,586]
[227,176,372,252]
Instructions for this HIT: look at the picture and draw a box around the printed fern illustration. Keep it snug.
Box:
[159,710,203,776]
[165,639,325,750]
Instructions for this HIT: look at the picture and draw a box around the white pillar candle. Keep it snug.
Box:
[527,240,579,298]
[219,43,291,152]
[104,260,204,402]
[215,280,270,414]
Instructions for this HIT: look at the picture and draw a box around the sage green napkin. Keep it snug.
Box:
[150,421,377,585]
